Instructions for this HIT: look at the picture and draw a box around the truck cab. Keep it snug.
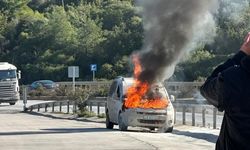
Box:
[0,62,21,105]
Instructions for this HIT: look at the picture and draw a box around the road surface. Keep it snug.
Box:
[0,100,220,150]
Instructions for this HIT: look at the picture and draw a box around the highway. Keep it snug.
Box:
[0,100,220,150]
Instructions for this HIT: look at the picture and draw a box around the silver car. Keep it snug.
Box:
[106,77,175,132]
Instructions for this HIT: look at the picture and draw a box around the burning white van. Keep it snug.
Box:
[106,77,175,132]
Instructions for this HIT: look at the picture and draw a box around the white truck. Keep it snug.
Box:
[0,62,21,105]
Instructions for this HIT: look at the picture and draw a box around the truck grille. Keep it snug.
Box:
[0,84,15,98]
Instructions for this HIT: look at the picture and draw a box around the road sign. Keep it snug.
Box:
[90,64,97,71]
[68,66,79,92]
[90,64,97,81]
[68,66,79,78]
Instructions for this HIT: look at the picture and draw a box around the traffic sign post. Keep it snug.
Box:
[90,64,97,81]
[23,86,27,112]
[68,66,79,92]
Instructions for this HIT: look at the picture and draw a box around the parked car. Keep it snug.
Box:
[105,77,175,132]
[29,80,58,90]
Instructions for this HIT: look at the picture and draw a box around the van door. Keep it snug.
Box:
[113,84,123,123]
[107,81,118,122]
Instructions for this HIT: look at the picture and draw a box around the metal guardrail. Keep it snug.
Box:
[26,97,221,129]
[56,81,111,89]
[26,97,107,115]
[28,100,76,114]
[56,81,204,89]
[173,103,220,129]
[56,81,204,86]
[21,81,204,102]
[55,81,204,99]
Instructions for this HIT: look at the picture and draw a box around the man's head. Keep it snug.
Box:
[240,32,250,55]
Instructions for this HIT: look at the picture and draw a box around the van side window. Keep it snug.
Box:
[113,86,120,100]
[116,86,120,99]
[108,81,117,97]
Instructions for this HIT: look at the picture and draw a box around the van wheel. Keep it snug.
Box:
[158,126,173,133]
[165,126,173,133]
[9,102,15,105]
[118,113,127,131]
[149,127,155,131]
[106,111,114,129]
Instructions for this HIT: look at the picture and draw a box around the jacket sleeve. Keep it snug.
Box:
[200,51,246,111]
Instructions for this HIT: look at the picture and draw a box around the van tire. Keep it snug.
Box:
[9,102,15,105]
[149,127,155,131]
[164,126,173,133]
[118,113,128,131]
[106,111,114,129]
[158,126,173,133]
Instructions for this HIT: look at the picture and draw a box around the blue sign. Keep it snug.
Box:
[90,64,97,71]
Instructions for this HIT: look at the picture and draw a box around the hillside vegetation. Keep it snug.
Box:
[0,0,249,83]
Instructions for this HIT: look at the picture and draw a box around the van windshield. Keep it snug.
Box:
[0,70,17,81]
[145,85,168,100]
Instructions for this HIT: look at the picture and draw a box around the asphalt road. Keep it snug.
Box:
[0,100,220,150]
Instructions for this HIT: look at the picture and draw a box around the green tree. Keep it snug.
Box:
[0,1,143,83]
[0,14,7,56]
[173,49,216,81]
[207,1,250,55]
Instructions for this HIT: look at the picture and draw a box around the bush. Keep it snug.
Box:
[77,107,96,117]
[91,85,109,97]
[97,113,106,118]
[28,86,57,97]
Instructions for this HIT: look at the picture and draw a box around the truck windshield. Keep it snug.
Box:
[0,70,16,80]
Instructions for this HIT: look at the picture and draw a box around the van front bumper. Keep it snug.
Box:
[123,108,173,128]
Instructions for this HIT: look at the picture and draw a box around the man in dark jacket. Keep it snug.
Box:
[200,33,250,150]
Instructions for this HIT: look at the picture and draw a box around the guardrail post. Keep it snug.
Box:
[174,107,177,124]
[182,106,186,125]
[202,107,206,127]
[67,101,70,114]
[192,106,195,126]
[213,107,217,129]
[73,101,77,114]
[52,102,55,113]
[23,86,27,112]
[90,102,93,112]
[97,102,100,115]
[38,104,40,112]
[59,102,62,112]
[45,104,48,112]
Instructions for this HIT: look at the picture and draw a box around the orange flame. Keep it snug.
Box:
[124,55,168,109]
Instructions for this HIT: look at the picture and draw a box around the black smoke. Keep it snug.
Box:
[136,0,217,84]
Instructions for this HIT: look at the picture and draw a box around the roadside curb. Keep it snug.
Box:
[26,111,106,124]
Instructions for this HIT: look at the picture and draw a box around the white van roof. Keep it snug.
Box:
[0,62,17,70]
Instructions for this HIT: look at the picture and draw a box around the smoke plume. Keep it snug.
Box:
[135,0,218,84]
